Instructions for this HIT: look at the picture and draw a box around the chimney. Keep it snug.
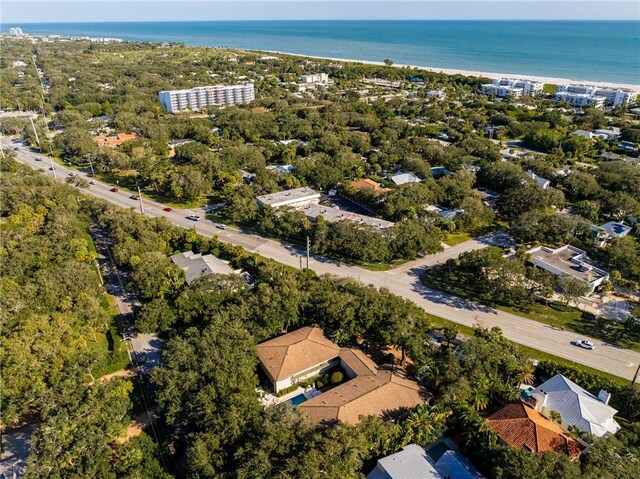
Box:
[597,389,611,405]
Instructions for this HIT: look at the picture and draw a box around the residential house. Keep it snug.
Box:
[488,401,584,459]
[527,374,621,437]
[474,189,500,209]
[366,444,442,479]
[594,127,621,141]
[571,129,594,140]
[350,178,392,195]
[266,164,294,175]
[170,251,234,285]
[525,245,609,293]
[591,221,632,246]
[426,205,464,219]
[525,170,550,189]
[430,166,451,178]
[391,172,422,186]
[256,326,426,425]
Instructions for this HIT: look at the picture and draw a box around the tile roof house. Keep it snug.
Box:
[488,402,584,459]
[349,178,392,195]
[366,444,442,479]
[170,251,233,285]
[256,326,426,425]
[527,374,621,438]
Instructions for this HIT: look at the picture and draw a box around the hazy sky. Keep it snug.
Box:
[3,0,639,23]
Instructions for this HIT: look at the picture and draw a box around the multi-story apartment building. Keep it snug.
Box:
[158,83,255,112]
[554,91,607,108]
[556,84,638,107]
[481,78,543,98]
[300,73,330,84]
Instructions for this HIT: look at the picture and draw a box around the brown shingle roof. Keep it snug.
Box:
[298,366,424,425]
[488,402,584,459]
[255,326,339,382]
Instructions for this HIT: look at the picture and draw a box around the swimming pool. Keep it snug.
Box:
[288,393,308,406]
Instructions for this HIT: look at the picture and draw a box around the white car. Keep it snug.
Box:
[35,156,43,161]
[216,223,227,230]
[89,180,97,185]
[575,340,595,350]
[186,214,201,221]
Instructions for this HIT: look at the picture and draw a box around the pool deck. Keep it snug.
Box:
[258,386,317,407]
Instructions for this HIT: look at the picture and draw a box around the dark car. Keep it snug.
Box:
[163,207,173,212]
[110,187,119,192]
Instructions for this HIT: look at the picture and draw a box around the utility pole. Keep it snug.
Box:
[299,256,303,271]
[137,185,144,214]
[306,236,310,269]
[633,361,640,385]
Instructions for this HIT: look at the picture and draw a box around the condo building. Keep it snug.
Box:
[481,78,544,98]
[300,73,330,84]
[158,83,255,112]
[555,84,638,108]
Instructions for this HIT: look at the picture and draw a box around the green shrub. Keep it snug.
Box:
[316,380,324,389]
[330,372,344,384]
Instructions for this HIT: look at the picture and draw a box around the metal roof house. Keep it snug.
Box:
[170,251,234,285]
[527,374,620,438]
[391,172,422,186]
[525,169,550,189]
[366,445,442,479]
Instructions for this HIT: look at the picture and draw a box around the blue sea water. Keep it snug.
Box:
[4,21,639,84]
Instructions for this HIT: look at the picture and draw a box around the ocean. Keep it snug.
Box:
[4,20,640,84]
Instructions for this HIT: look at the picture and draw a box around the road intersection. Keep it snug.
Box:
[5,140,638,381]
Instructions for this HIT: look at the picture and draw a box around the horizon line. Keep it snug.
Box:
[7,18,639,24]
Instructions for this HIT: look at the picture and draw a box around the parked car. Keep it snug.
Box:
[110,187,119,192]
[186,214,201,221]
[163,207,173,212]
[216,223,228,230]
[575,340,595,350]
[130,194,140,200]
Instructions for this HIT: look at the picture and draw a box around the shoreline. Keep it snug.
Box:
[262,50,640,90]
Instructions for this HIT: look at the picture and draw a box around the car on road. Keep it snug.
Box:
[35,156,43,161]
[89,180,96,185]
[186,214,201,221]
[130,194,140,200]
[68,172,77,177]
[13,147,19,151]
[216,223,228,230]
[110,187,119,192]
[574,340,595,350]
[163,207,173,212]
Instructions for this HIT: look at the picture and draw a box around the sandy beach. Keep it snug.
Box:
[262,50,640,90]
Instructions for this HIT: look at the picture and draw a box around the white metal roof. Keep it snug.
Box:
[366,445,441,479]
[530,374,620,437]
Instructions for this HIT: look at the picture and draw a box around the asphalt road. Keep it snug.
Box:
[5,139,638,381]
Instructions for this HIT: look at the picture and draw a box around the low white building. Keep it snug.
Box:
[300,73,329,84]
[527,374,620,438]
[593,127,621,141]
[256,187,321,209]
[526,245,609,292]
[555,91,606,108]
[591,221,632,245]
[571,129,595,139]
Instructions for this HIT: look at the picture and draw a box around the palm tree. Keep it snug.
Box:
[403,404,452,446]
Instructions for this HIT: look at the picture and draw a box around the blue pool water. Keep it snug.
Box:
[3,20,639,84]
[288,393,308,406]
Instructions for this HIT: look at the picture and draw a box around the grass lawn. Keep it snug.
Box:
[444,222,504,247]
[88,294,130,378]
[422,268,640,352]
[425,312,630,386]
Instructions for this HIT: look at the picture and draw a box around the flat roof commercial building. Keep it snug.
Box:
[159,83,255,112]
[526,245,609,292]
[256,187,321,209]
[303,204,395,230]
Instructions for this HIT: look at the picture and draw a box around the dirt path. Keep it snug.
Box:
[116,410,155,444]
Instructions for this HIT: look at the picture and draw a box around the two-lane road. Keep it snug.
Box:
[5,140,638,381]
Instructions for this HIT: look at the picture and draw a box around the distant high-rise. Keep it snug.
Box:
[158,83,255,112]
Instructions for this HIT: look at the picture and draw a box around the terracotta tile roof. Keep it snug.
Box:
[350,178,391,194]
[298,366,424,426]
[488,402,584,459]
[255,326,340,382]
